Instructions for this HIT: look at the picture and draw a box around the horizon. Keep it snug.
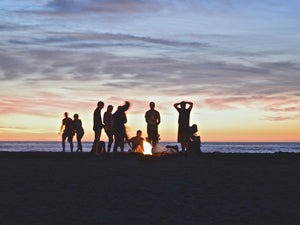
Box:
[1,140,300,143]
[1,1,300,142]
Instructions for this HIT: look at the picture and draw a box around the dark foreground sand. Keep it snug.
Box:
[1,152,300,225]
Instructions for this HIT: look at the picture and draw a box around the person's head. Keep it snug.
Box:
[149,102,155,110]
[73,113,79,120]
[97,101,104,109]
[136,130,142,138]
[64,112,68,118]
[180,101,186,109]
[107,105,113,113]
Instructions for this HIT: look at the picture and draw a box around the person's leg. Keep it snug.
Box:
[92,128,100,152]
[78,133,83,152]
[113,132,120,153]
[181,142,184,151]
[120,133,125,153]
[107,130,113,153]
[153,129,158,147]
[136,145,143,153]
[62,133,67,152]
[186,141,190,152]
[76,133,79,152]
[68,135,73,152]
[120,140,124,153]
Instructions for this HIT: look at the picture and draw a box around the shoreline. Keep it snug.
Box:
[1,151,300,159]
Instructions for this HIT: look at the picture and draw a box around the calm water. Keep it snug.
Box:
[0,141,300,153]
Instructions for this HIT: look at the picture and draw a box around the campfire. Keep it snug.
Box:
[143,141,152,155]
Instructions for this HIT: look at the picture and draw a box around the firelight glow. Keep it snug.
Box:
[0,1,300,142]
[143,141,152,155]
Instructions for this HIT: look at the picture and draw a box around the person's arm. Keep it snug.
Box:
[123,112,127,124]
[186,102,193,110]
[58,120,64,135]
[103,113,107,125]
[145,112,149,123]
[174,102,180,111]
[127,138,133,149]
[100,112,105,129]
[157,112,161,125]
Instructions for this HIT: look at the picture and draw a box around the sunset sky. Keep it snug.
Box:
[1,0,300,142]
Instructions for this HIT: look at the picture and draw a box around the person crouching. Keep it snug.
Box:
[128,130,144,153]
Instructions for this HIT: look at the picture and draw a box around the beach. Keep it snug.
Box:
[1,152,300,225]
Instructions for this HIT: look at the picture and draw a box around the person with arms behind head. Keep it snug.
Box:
[174,101,193,152]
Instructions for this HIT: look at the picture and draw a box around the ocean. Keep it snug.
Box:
[0,141,300,153]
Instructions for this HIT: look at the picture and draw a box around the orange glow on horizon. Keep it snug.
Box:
[0,105,299,142]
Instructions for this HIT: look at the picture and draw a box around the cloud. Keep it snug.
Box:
[1,43,300,107]
[262,115,300,121]
[0,126,27,130]
[0,92,96,117]
[259,61,300,72]
[264,99,300,112]
[7,32,208,49]
[262,99,300,121]
[0,51,38,80]
[40,0,169,16]
[34,0,294,18]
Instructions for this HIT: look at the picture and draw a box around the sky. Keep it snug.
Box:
[0,0,300,142]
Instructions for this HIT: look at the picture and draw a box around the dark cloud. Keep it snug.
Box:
[42,0,167,16]
[0,51,38,80]
[7,32,208,49]
[259,61,300,72]
[39,0,293,18]
[0,22,30,31]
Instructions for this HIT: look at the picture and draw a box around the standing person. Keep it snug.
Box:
[128,130,144,153]
[145,102,160,147]
[59,112,74,152]
[174,101,193,152]
[104,105,114,153]
[92,101,104,152]
[113,101,130,153]
[73,114,84,152]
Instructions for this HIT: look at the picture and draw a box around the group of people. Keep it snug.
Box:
[59,112,85,152]
[59,100,194,153]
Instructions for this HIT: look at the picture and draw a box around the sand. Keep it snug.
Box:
[1,152,300,225]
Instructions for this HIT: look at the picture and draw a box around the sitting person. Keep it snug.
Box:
[128,130,144,153]
[97,141,106,154]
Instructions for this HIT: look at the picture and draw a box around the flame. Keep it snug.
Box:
[143,141,152,155]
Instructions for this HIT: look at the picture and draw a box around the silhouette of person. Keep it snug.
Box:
[92,101,104,152]
[113,101,130,153]
[128,130,144,153]
[104,105,114,153]
[59,112,74,152]
[73,114,84,152]
[174,101,193,152]
[145,102,160,147]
